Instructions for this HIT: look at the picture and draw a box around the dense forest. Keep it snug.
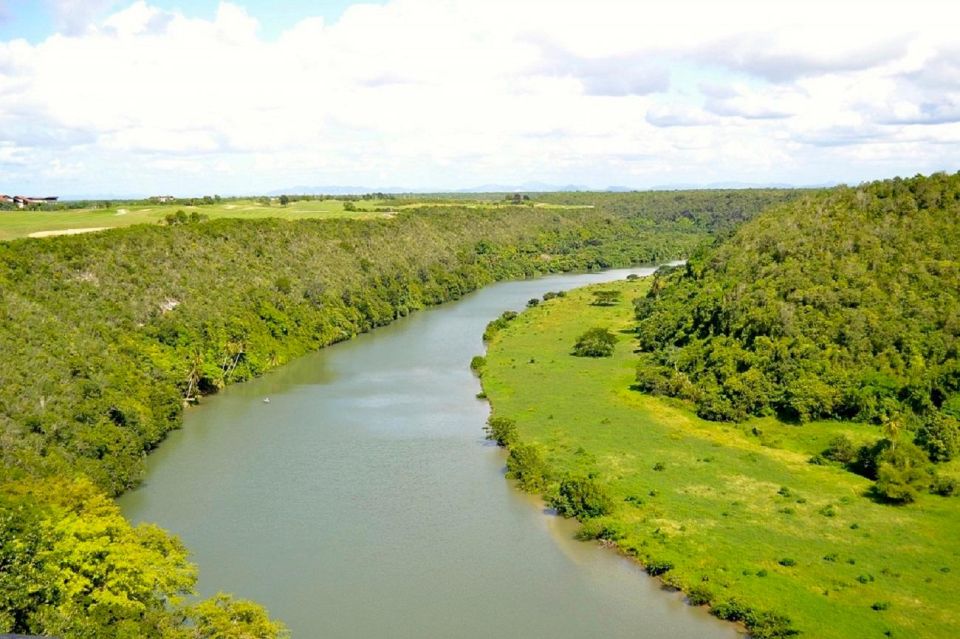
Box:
[0,192,792,638]
[635,173,960,501]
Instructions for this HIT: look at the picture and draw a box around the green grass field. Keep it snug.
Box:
[0,198,593,241]
[0,199,389,241]
[481,278,960,639]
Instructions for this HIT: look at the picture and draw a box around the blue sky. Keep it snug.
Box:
[0,1,371,41]
[0,0,957,196]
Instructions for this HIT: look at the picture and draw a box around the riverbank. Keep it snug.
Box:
[479,278,960,639]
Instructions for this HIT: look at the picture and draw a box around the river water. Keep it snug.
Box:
[119,266,738,639]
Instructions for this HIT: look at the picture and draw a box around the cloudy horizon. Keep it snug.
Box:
[1,0,958,197]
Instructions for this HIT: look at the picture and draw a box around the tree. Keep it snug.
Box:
[591,289,622,306]
[188,594,289,639]
[573,327,617,357]
[551,475,613,518]
[278,195,290,206]
[874,440,932,503]
[915,414,960,462]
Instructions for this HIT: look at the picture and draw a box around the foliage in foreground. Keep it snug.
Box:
[0,477,287,638]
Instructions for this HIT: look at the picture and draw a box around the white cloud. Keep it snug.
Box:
[0,0,957,195]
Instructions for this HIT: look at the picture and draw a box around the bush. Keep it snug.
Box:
[506,443,548,492]
[470,355,486,373]
[551,475,614,518]
[526,298,540,308]
[483,310,519,341]
[686,585,712,606]
[645,559,674,576]
[572,327,617,358]
[484,416,517,447]
[823,435,858,465]
[930,474,957,497]
[874,440,933,504]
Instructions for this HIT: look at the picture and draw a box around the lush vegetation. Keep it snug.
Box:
[633,173,960,501]
[480,278,960,639]
[0,476,287,638]
[0,191,794,637]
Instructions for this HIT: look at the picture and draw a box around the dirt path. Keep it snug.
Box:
[28,227,111,238]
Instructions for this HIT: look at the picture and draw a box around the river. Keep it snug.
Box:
[119,265,739,639]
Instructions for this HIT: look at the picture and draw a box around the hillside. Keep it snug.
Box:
[634,174,960,494]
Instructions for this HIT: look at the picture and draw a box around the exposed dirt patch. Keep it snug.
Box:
[28,227,110,238]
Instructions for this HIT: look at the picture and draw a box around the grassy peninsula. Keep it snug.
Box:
[479,174,960,639]
[0,191,792,638]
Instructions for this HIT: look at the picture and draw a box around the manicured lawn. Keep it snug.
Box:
[481,278,960,639]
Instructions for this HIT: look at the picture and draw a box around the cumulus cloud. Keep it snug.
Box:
[0,0,957,195]
[45,0,121,35]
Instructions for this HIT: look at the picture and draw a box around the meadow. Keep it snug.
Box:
[0,198,384,240]
[480,278,960,639]
[0,196,597,241]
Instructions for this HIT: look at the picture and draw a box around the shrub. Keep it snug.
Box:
[551,475,614,518]
[930,474,957,496]
[483,310,518,341]
[645,559,674,576]
[506,443,548,492]
[874,440,933,504]
[526,298,540,308]
[469,355,486,372]
[484,416,517,447]
[572,327,617,357]
[686,585,712,606]
[823,435,858,465]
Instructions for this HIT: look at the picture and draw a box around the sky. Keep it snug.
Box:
[0,0,958,196]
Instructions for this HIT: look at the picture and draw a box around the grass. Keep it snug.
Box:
[0,198,593,241]
[480,278,960,639]
[0,199,387,241]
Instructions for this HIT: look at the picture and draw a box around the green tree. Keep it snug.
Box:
[591,289,622,306]
[874,440,932,504]
[573,327,617,357]
[551,475,613,518]
[188,594,289,639]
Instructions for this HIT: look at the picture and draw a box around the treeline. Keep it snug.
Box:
[537,188,804,233]
[633,173,960,499]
